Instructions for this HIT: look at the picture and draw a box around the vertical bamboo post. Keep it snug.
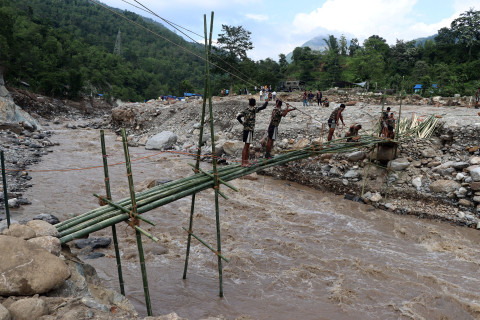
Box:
[183,13,210,280]
[394,90,402,158]
[205,11,224,297]
[121,129,152,316]
[1,151,10,227]
[100,130,125,296]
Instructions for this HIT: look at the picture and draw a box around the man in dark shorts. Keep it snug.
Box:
[345,124,362,142]
[316,90,323,106]
[265,100,296,159]
[237,96,271,166]
[327,104,345,141]
[387,112,395,138]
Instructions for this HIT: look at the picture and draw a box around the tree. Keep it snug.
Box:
[348,38,360,57]
[214,25,253,93]
[278,53,288,72]
[339,35,348,56]
[435,27,455,45]
[450,8,480,58]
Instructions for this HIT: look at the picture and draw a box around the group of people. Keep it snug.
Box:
[236,97,366,166]
[302,90,329,107]
[380,107,396,138]
[236,94,296,166]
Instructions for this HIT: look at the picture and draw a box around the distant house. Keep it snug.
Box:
[413,84,439,93]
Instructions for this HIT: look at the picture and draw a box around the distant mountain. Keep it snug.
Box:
[413,34,437,46]
[286,33,352,62]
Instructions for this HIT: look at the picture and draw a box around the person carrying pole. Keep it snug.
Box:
[265,100,296,159]
[327,104,345,141]
[237,95,271,166]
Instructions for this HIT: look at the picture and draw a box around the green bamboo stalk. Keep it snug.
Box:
[183,18,209,277]
[205,11,224,298]
[93,193,156,226]
[394,91,402,158]
[182,227,229,262]
[135,225,159,242]
[188,163,238,192]
[100,130,125,296]
[1,151,10,227]
[121,129,152,317]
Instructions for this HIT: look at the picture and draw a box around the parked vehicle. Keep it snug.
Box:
[277,80,305,92]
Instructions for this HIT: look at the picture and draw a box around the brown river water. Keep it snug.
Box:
[10,126,480,320]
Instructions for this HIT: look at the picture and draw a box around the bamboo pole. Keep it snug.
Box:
[205,11,224,298]
[121,129,152,316]
[183,12,211,280]
[100,130,125,296]
[188,163,238,192]
[182,227,229,262]
[1,151,10,227]
[394,90,403,158]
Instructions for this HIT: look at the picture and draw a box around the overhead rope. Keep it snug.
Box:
[126,0,256,88]
[89,0,259,89]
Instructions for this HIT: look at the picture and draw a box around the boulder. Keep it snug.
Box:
[458,199,473,207]
[429,180,461,193]
[0,235,70,295]
[2,223,36,240]
[74,237,111,249]
[346,151,366,162]
[145,131,177,150]
[0,304,9,320]
[32,213,60,225]
[344,170,360,179]
[26,220,59,237]
[7,298,48,320]
[473,196,480,203]
[292,138,309,149]
[470,182,480,191]
[27,236,61,256]
[469,167,480,182]
[370,193,382,202]
[222,141,244,156]
[388,158,410,171]
[451,162,470,170]
[470,157,480,165]
[412,176,422,190]
[420,147,437,158]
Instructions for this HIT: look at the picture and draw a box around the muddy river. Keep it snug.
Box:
[11,126,480,320]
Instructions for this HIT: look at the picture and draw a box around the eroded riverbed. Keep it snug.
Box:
[11,126,480,320]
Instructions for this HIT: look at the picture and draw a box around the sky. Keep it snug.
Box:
[100,0,478,61]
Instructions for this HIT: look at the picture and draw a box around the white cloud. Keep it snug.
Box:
[246,14,269,21]
[289,0,469,44]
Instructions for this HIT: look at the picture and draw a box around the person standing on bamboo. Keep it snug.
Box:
[475,87,480,109]
[265,100,296,159]
[327,104,345,141]
[237,95,271,166]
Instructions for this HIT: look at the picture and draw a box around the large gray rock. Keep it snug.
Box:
[344,170,360,179]
[0,304,10,320]
[0,235,70,295]
[2,223,36,240]
[412,176,422,189]
[420,147,437,158]
[470,157,480,165]
[0,71,40,130]
[429,180,461,193]
[347,151,365,162]
[7,298,48,320]
[26,220,59,237]
[145,131,177,150]
[27,236,61,256]
[451,162,470,170]
[468,167,480,182]
[222,141,244,156]
[388,158,410,171]
[32,213,60,225]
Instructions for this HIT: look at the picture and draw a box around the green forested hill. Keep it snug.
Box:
[0,0,205,101]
